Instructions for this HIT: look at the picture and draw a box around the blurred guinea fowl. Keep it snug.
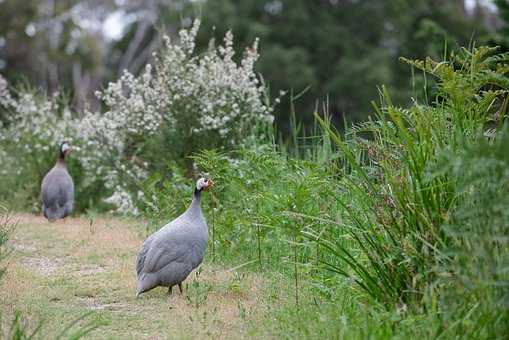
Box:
[136,177,214,296]
[41,141,74,221]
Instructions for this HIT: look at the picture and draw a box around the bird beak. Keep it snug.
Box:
[206,179,214,190]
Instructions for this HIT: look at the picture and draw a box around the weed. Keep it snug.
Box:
[185,280,213,308]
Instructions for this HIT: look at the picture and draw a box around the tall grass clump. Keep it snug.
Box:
[309,46,508,312]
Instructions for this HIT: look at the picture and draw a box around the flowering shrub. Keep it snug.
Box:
[95,19,273,146]
[0,21,277,213]
[82,20,276,213]
[0,75,14,112]
[154,22,274,142]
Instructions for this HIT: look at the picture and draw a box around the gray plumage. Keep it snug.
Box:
[41,142,74,221]
[136,178,212,296]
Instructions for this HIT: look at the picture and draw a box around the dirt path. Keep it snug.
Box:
[1,215,268,339]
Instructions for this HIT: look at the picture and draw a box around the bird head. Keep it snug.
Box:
[196,177,214,192]
[60,141,73,158]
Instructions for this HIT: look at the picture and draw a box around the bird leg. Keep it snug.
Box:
[178,283,183,294]
[167,286,173,295]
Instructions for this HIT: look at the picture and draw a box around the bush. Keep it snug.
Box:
[0,76,111,213]
[81,20,277,213]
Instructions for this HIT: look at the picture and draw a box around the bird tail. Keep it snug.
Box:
[136,272,157,297]
[43,205,59,221]
[43,202,72,221]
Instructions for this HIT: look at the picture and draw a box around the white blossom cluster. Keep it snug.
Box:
[0,75,15,111]
[92,19,273,143]
[153,20,274,138]
[0,77,77,160]
[92,65,165,141]
[103,186,143,216]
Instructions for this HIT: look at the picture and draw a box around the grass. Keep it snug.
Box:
[2,215,276,339]
[1,214,454,339]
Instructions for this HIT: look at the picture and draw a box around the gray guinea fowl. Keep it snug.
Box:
[136,177,214,296]
[41,141,75,221]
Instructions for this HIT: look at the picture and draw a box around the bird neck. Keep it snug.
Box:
[187,188,202,212]
[57,154,66,166]
[193,188,202,202]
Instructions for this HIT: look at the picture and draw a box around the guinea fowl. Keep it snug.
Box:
[41,141,74,221]
[136,177,214,296]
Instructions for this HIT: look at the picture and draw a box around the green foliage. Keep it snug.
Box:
[140,161,193,229]
[310,46,508,306]
[7,311,42,340]
[139,142,335,274]
[0,204,16,281]
[0,0,499,132]
[135,46,509,338]
[7,310,107,340]
[433,124,509,338]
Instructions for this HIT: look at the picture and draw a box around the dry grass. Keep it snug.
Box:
[1,214,270,339]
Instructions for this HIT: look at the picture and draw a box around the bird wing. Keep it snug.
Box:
[142,231,206,274]
[42,169,57,206]
[59,175,74,205]
[136,235,153,276]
